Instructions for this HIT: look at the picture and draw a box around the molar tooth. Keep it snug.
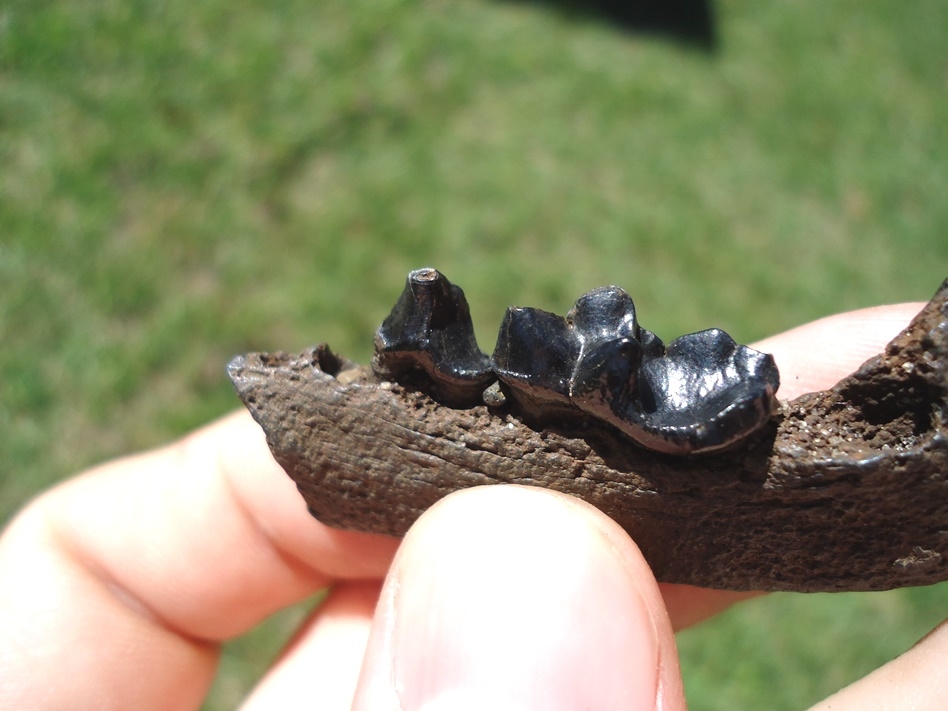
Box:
[631,329,780,454]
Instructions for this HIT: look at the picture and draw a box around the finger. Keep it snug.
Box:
[45,410,399,637]
[0,411,399,710]
[808,618,948,710]
[0,506,218,711]
[352,485,687,711]
[240,581,383,711]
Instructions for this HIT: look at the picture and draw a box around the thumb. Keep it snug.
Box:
[353,485,685,711]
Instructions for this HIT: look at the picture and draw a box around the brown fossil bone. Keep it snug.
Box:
[228,281,948,592]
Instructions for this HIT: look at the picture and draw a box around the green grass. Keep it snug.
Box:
[2,0,946,708]
[678,585,946,710]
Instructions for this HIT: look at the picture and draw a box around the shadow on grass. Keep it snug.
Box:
[496,0,717,50]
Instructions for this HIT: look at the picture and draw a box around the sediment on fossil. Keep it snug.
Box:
[372,268,780,455]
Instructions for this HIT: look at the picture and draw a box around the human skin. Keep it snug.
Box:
[0,302,944,710]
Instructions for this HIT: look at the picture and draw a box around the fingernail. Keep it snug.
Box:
[357,486,661,711]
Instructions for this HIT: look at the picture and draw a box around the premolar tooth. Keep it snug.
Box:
[372,268,494,407]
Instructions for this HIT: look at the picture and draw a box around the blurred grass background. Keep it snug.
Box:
[2,0,946,708]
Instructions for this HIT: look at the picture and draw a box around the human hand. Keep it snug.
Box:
[1,302,943,710]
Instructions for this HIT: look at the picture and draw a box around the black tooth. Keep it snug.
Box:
[490,306,580,414]
[629,329,780,454]
[372,268,494,406]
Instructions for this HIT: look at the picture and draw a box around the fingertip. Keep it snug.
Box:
[354,485,685,711]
